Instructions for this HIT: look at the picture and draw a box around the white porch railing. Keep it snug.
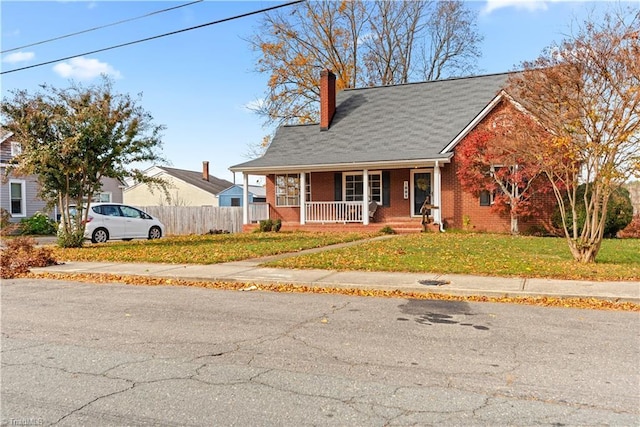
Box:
[249,203,269,223]
[305,201,364,223]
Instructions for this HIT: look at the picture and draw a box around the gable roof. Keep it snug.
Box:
[231,72,511,173]
[158,166,233,196]
[218,184,267,197]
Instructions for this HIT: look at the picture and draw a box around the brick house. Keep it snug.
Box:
[230,71,554,233]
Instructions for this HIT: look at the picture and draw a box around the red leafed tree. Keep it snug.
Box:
[456,108,553,235]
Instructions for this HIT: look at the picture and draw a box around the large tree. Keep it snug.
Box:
[506,8,639,262]
[250,0,482,127]
[1,77,167,247]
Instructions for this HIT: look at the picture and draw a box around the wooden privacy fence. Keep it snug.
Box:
[140,206,243,235]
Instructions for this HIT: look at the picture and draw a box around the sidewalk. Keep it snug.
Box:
[31,255,640,303]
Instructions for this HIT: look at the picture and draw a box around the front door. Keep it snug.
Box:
[411,171,432,217]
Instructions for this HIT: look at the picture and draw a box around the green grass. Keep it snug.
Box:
[52,231,378,264]
[51,231,639,281]
[265,233,640,281]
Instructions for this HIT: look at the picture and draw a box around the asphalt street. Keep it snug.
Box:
[1,278,639,426]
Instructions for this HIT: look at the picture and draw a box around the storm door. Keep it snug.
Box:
[411,170,432,217]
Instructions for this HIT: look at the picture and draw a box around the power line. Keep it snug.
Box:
[1,0,204,54]
[1,0,305,75]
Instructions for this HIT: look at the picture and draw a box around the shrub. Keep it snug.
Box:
[0,236,57,279]
[0,208,11,229]
[552,184,633,238]
[56,228,86,248]
[618,214,640,239]
[259,219,274,232]
[379,226,396,235]
[19,212,57,235]
[0,208,20,236]
[273,219,282,232]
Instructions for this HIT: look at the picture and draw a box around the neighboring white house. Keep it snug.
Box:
[124,161,233,207]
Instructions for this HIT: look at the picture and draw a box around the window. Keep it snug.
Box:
[10,141,22,157]
[91,192,112,203]
[344,172,382,204]
[9,180,26,217]
[275,174,311,207]
[231,197,241,207]
[120,205,143,219]
[479,190,493,206]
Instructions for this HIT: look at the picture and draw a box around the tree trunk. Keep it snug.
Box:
[567,239,601,263]
[510,211,519,235]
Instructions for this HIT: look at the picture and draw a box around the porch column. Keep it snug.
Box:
[433,161,442,229]
[299,172,306,225]
[242,173,249,225]
[362,169,369,225]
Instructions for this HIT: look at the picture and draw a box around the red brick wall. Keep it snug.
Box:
[442,100,557,233]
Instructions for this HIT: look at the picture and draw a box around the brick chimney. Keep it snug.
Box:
[320,69,336,131]
[202,161,209,181]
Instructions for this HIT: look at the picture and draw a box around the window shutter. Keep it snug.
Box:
[334,173,342,201]
[382,171,390,207]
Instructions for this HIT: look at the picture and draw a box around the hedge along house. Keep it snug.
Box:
[230,70,553,233]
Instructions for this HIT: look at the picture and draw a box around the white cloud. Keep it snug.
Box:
[243,98,266,113]
[3,51,35,64]
[482,0,554,15]
[52,56,122,80]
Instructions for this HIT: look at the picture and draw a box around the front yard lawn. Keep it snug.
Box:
[265,232,640,281]
[52,231,377,264]
[51,231,639,281]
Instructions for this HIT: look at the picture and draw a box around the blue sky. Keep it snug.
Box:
[1,1,619,184]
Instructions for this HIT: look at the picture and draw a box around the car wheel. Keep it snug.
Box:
[148,226,162,240]
[91,228,109,244]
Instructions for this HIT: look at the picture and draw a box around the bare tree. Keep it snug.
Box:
[421,0,482,80]
[248,0,482,130]
[249,1,367,127]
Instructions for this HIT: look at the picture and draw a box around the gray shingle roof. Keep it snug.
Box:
[231,72,511,172]
[159,166,233,195]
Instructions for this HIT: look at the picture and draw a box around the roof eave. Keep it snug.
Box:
[230,156,453,175]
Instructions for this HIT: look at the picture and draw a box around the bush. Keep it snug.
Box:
[259,219,274,232]
[0,236,57,279]
[618,214,640,238]
[19,212,57,235]
[0,208,20,236]
[552,184,633,238]
[273,219,282,232]
[380,226,396,234]
[57,228,86,248]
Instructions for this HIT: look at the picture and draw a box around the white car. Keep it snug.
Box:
[80,203,165,243]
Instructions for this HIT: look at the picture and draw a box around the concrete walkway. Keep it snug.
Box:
[30,236,640,303]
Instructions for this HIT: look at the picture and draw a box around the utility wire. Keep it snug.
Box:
[1,0,304,75]
[1,0,204,54]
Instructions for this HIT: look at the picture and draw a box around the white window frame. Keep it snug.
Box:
[10,141,22,157]
[275,174,300,207]
[479,189,495,206]
[9,179,26,217]
[275,174,311,207]
[91,192,112,203]
[343,171,382,204]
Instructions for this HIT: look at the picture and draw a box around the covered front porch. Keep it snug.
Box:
[238,161,448,232]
